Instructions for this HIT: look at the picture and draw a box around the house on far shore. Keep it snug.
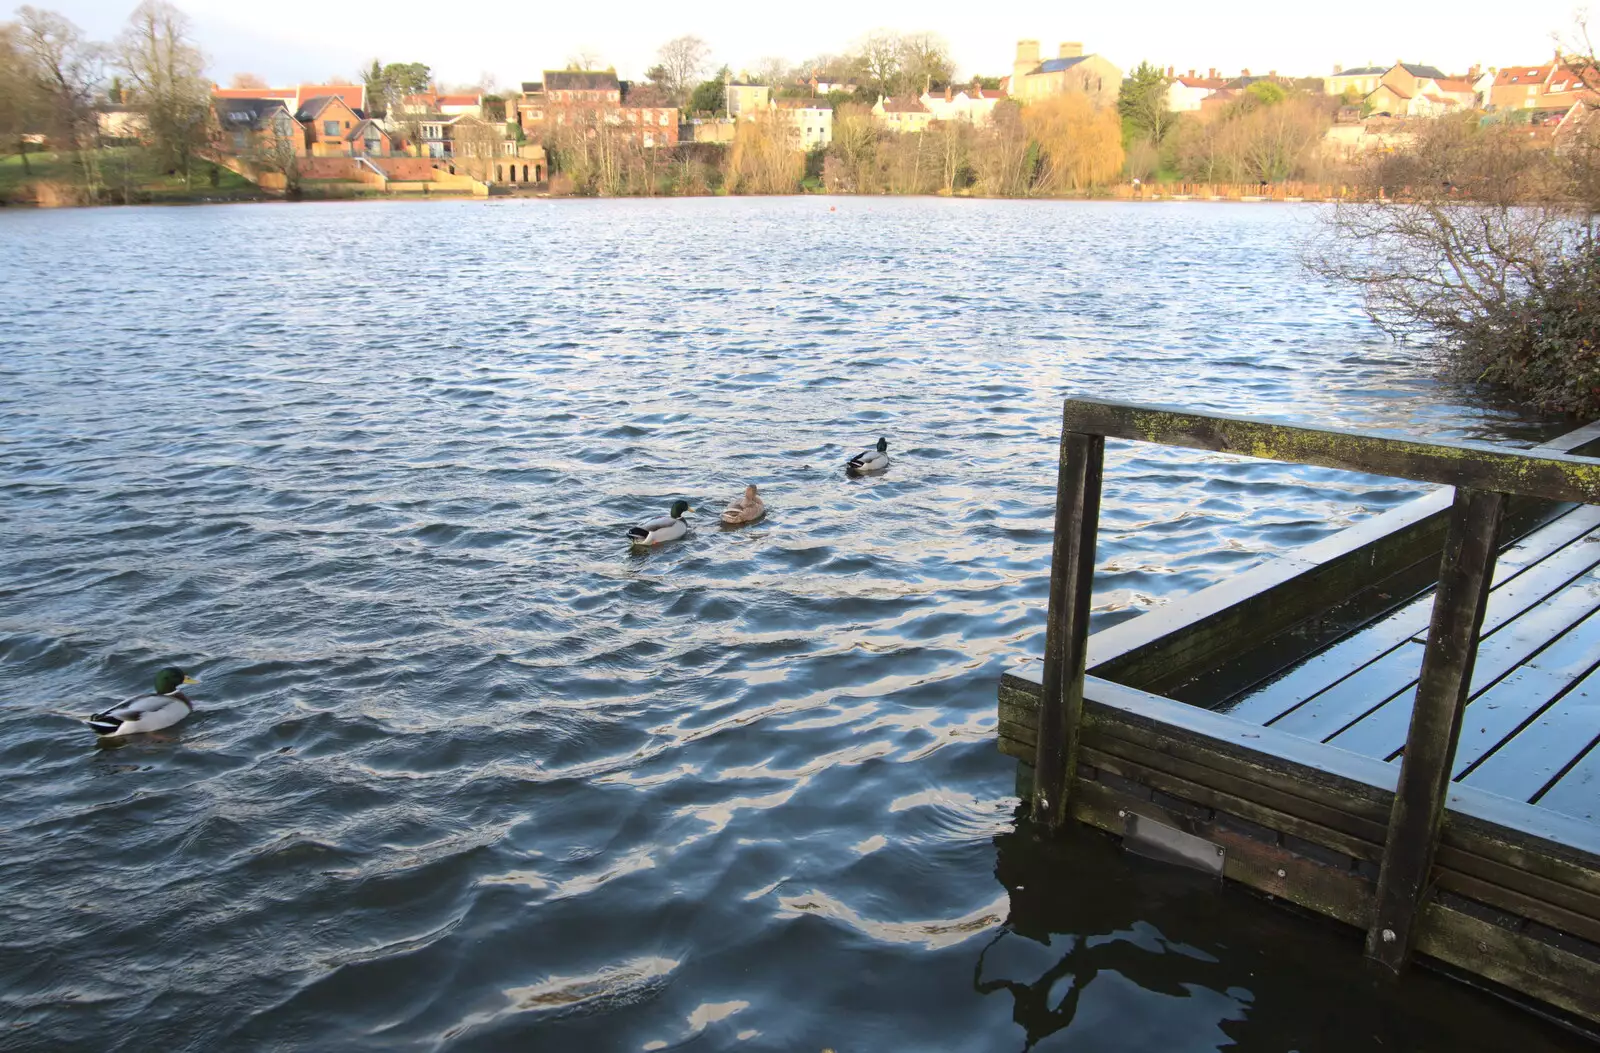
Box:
[1009,39,1120,109]
[920,83,1005,125]
[213,83,366,113]
[96,103,148,141]
[212,96,305,159]
[872,95,933,132]
[774,98,833,148]
[1324,65,1389,98]
[346,118,391,157]
[1166,69,1227,112]
[726,83,770,118]
[1361,63,1478,117]
[1490,59,1600,115]
[297,95,366,156]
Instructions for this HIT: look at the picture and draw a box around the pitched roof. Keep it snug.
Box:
[878,96,930,113]
[213,86,296,102]
[298,83,364,110]
[774,98,828,110]
[296,95,343,120]
[345,118,388,141]
[1175,76,1225,88]
[520,81,544,94]
[1398,63,1449,79]
[545,70,620,92]
[213,97,295,131]
[1497,64,1553,85]
[1032,56,1087,74]
[1432,77,1474,93]
[1332,65,1387,76]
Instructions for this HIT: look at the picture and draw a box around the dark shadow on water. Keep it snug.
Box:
[978,820,1596,1052]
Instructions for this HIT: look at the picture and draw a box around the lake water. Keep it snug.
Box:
[0,197,1585,1051]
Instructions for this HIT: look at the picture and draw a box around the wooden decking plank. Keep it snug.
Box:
[1407,516,1600,644]
[1266,641,1425,739]
[1464,666,1600,803]
[1485,503,1600,571]
[1223,507,1598,727]
[1327,586,1600,760]
[1539,743,1600,823]
[1450,668,1573,775]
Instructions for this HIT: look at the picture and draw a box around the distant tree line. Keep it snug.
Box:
[0,1,217,199]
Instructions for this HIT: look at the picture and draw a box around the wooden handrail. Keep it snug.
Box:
[1035,397,1600,979]
[1061,398,1600,505]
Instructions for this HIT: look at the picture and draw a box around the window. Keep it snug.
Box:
[324,120,339,136]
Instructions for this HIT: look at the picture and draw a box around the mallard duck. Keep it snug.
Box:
[628,500,694,546]
[87,666,198,737]
[721,485,766,526]
[846,437,890,475]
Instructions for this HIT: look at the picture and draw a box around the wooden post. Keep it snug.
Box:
[1033,430,1105,828]
[1367,486,1504,970]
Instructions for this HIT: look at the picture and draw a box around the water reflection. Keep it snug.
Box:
[980,824,1592,1051]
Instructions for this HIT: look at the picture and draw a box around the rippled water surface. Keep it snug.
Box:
[0,198,1585,1051]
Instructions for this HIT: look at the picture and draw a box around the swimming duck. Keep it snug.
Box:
[846,437,890,476]
[628,500,694,546]
[721,485,766,526]
[87,666,198,737]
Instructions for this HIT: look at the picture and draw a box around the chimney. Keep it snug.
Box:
[1059,42,1083,59]
[945,85,953,101]
[1166,66,1174,77]
[1333,63,1343,74]
[1268,69,1277,78]
[1208,67,1217,79]
[1241,68,1250,77]
[1016,40,1040,66]
[1188,69,1196,78]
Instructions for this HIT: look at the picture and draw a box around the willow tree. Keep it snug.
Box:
[118,0,210,187]
[1022,94,1123,193]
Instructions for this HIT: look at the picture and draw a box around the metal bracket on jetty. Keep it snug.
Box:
[998,397,1600,1028]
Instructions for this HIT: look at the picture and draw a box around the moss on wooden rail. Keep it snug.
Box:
[1060,398,1600,505]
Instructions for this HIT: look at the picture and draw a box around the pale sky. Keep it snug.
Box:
[33,0,1593,89]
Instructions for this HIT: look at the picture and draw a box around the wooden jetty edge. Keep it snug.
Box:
[999,398,1600,1027]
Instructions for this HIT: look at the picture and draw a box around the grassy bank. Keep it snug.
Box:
[0,148,265,206]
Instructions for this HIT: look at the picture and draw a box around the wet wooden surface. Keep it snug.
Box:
[1220,505,1600,822]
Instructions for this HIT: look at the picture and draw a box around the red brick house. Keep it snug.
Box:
[514,71,678,147]
[297,95,365,156]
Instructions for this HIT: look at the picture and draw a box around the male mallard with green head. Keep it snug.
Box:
[87,666,198,737]
[628,500,694,546]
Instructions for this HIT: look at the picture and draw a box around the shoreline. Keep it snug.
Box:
[0,186,1346,210]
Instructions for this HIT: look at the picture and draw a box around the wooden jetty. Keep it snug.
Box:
[998,398,1600,1027]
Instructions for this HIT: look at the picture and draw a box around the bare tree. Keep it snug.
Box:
[652,35,708,106]
[118,0,211,187]
[14,6,105,195]
[0,23,48,172]
[1312,115,1577,336]
[243,112,301,194]
[851,30,903,100]
[565,48,601,71]
[229,71,267,88]
[898,32,952,95]
[752,56,790,90]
